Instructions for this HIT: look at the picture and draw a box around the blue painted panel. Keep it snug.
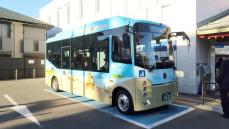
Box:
[135,67,175,85]
[110,62,134,78]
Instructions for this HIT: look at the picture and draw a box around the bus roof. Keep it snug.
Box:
[46,16,168,43]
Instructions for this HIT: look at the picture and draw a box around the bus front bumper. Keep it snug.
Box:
[134,82,177,112]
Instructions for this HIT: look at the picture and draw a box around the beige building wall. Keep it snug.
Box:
[13,22,23,58]
[23,26,46,41]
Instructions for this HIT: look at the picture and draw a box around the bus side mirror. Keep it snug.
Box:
[156,39,160,44]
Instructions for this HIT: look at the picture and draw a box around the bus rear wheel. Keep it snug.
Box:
[116,90,134,115]
[51,77,59,92]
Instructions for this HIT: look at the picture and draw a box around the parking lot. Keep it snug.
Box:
[0,78,229,129]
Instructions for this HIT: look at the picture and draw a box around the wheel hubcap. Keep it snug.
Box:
[52,80,58,90]
[118,94,129,112]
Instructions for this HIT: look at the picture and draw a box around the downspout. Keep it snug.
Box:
[13,23,16,57]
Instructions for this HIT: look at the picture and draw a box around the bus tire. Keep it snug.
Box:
[51,77,59,92]
[116,90,134,115]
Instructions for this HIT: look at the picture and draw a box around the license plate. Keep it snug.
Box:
[162,92,171,102]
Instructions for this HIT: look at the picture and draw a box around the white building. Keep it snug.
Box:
[39,0,229,94]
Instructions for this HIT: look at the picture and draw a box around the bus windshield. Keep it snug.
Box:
[134,23,174,70]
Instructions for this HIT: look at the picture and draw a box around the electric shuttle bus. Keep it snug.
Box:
[45,16,177,114]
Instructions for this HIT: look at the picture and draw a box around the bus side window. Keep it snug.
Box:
[84,35,91,71]
[46,41,61,68]
[90,33,109,72]
[71,36,84,70]
[112,34,131,64]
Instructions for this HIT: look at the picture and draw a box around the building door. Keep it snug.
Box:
[61,46,72,92]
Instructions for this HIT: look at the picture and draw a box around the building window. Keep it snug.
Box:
[95,0,100,13]
[65,3,70,24]
[0,23,11,50]
[57,8,61,27]
[79,0,83,18]
[124,0,128,14]
[33,41,39,52]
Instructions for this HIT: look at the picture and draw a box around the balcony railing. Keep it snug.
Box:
[22,39,44,54]
[0,37,13,52]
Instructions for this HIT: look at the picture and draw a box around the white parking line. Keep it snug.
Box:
[147,107,195,129]
[3,94,42,127]
[3,95,18,106]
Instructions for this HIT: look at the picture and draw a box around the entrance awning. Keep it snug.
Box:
[197,9,229,35]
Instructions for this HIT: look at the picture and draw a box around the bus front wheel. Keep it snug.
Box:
[51,77,59,92]
[116,90,134,115]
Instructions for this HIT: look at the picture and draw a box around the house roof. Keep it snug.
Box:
[197,9,229,35]
[0,6,53,28]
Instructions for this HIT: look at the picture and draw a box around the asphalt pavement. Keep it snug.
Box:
[0,78,228,129]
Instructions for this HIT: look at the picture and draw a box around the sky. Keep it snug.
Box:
[0,0,52,18]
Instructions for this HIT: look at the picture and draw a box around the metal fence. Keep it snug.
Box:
[0,58,45,80]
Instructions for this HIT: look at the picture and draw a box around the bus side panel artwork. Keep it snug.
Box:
[45,60,62,89]
[72,70,84,96]
[82,63,134,105]
[84,71,110,103]
[109,62,135,103]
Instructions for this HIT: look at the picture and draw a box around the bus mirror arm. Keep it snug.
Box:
[168,31,191,51]
[168,31,190,42]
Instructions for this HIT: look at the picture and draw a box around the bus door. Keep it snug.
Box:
[71,52,85,96]
[71,36,85,96]
[61,46,72,92]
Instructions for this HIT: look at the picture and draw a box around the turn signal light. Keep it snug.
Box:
[142,81,146,85]
[143,87,147,91]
